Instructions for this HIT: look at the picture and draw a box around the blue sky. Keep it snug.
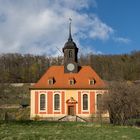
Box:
[88,0,140,54]
[0,0,139,56]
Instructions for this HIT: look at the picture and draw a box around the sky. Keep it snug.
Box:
[0,0,140,56]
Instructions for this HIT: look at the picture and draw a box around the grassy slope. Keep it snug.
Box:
[0,121,140,140]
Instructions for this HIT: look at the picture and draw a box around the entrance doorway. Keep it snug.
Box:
[68,106,74,115]
[66,97,77,116]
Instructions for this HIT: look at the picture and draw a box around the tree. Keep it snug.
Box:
[103,81,140,125]
[0,51,140,83]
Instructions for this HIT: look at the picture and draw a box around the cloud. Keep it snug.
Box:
[113,37,131,44]
[80,46,103,55]
[0,0,114,56]
[89,16,114,40]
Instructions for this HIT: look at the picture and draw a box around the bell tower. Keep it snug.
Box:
[63,19,79,73]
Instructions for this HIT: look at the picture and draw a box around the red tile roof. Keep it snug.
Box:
[31,66,107,89]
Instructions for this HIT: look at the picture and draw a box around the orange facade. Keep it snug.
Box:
[33,90,103,117]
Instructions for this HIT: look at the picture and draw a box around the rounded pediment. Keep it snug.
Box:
[66,97,77,104]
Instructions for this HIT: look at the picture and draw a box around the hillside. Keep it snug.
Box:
[0,51,140,83]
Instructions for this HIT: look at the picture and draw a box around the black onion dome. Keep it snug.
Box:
[63,39,78,52]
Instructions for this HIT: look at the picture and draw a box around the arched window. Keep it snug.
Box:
[83,94,88,110]
[97,94,102,110]
[69,50,73,58]
[40,94,45,110]
[54,94,60,110]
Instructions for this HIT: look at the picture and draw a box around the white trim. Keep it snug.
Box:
[64,90,67,114]
[95,90,107,113]
[39,92,47,113]
[62,91,65,114]
[76,91,78,114]
[53,91,62,113]
[81,91,90,112]
[30,91,35,116]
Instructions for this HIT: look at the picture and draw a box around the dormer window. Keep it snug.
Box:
[70,80,74,85]
[89,78,95,85]
[69,78,75,85]
[48,77,54,85]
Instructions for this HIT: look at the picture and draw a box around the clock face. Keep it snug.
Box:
[67,63,75,71]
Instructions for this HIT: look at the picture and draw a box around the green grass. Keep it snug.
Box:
[0,121,140,140]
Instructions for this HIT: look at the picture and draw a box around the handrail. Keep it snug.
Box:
[58,115,87,122]
[76,115,87,122]
[58,115,68,121]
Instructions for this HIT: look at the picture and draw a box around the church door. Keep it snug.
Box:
[68,106,74,115]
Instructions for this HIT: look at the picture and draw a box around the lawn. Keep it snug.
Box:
[0,121,140,140]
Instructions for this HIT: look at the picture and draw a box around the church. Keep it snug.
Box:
[30,21,108,121]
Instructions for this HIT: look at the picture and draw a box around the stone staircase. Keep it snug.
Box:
[58,115,87,122]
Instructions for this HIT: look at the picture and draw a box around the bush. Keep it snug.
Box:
[15,108,30,120]
[103,81,140,125]
[125,118,140,126]
[33,115,40,121]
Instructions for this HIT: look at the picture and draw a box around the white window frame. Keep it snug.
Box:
[53,92,61,112]
[95,90,105,113]
[39,93,47,112]
[96,94,102,111]
[81,91,90,112]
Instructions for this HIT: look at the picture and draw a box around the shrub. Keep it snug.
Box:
[33,115,40,121]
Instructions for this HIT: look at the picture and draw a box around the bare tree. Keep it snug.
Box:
[102,81,140,125]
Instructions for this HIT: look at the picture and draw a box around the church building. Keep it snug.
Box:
[30,21,108,121]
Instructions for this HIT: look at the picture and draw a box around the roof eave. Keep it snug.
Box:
[29,87,108,90]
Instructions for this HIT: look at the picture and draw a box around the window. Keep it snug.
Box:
[54,94,60,110]
[48,79,53,85]
[69,79,74,85]
[89,79,95,85]
[40,94,45,111]
[83,94,88,110]
[97,94,102,110]
[69,50,73,58]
